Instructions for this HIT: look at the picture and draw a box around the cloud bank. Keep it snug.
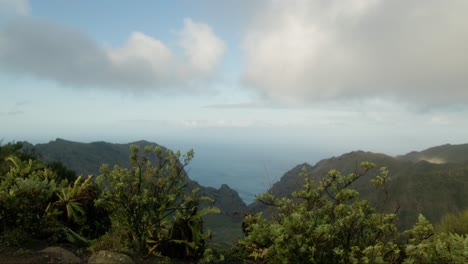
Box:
[0,0,30,16]
[243,0,468,105]
[0,17,225,92]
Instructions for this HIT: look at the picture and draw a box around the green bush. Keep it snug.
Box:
[0,153,107,246]
[238,163,402,263]
[96,144,218,259]
[404,214,468,263]
[0,157,62,244]
[236,163,468,263]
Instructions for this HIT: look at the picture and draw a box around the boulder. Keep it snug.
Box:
[41,246,81,264]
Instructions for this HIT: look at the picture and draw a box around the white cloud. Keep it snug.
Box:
[179,18,226,75]
[0,17,226,93]
[107,31,176,86]
[243,0,468,106]
[0,0,30,16]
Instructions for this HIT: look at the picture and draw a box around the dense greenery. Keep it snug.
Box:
[0,142,107,246]
[0,142,218,261]
[95,144,219,259]
[436,209,468,235]
[1,141,468,263]
[235,163,468,263]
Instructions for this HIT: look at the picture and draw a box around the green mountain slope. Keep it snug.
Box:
[30,138,155,176]
[398,143,468,164]
[250,147,468,230]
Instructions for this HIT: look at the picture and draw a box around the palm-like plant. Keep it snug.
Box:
[54,175,93,224]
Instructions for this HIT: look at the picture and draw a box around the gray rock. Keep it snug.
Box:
[41,246,81,264]
[88,250,135,264]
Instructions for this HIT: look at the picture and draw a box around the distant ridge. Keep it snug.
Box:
[25,138,248,216]
[398,143,468,164]
[30,138,163,176]
[250,144,468,230]
[20,139,468,239]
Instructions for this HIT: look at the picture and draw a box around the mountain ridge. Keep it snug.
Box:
[21,138,468,233]
[250,143,468,230]
[23,138,248,217]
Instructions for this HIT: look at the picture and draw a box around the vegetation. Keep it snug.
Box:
[95,144,219,259]
[0,142,219,261]
[1,140,468,263]
[0,142,107,247]
[436,209,468,235]
[235,163,468,263]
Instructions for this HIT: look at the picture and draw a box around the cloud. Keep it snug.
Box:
[179,18,227,75]
[0,0,30,16]
[0,100,28,116]
[243,0,468,106]
[0,17,226,92]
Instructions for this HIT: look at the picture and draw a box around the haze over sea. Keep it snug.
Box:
[165,140,330,204]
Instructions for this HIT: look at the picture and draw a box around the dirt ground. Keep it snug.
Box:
[0,242,190,264]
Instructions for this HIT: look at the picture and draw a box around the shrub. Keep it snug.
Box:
[238,163,402,263]
[96,144,219,259]
[436,209,468,235]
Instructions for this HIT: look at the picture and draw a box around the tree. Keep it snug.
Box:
[95,144,218,258]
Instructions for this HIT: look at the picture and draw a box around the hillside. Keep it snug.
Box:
[23,138,247,247]
[22,139,468,240]
[250,145,468,230]
[25,138,159,176]
[398,143,468,164]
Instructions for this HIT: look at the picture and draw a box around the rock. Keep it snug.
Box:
[88,250,135,264]
[41,246,81,264]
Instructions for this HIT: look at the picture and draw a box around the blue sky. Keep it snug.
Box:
[1,0,468,157]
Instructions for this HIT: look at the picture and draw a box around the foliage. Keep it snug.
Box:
[436,209,468,235]
[0,142,36,175]
[403,214,468,263]
[238,163,402,263]
[96,144,218,259]
[0,156,62,245]
[47,160,78,183]
[89,230,133,255]
[236,162,468,263]
[0,148,107,246]
[52,175,110,243]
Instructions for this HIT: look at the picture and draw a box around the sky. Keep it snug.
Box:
[1,0,468,158]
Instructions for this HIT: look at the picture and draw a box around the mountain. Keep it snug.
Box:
[26,138,158,177]
[26,138,247,213]
[250,145,468,230]
[23,139,468,243]
[398,143,468,164]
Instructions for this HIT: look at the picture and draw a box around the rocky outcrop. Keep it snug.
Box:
[198,183,248,215]
[41,247,81,264]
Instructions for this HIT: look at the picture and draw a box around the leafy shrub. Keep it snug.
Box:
[404,214,468,263]
[0,157,61,244]
[238,163,402,263]
[236,163,468,263]
[96,144,218,259]
[0,153,107,246]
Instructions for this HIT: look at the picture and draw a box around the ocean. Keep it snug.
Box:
[165,141,328,205]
